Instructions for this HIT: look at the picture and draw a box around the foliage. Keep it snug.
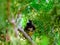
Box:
[0,0,60,45]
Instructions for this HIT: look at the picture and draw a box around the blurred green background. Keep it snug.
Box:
[0,0,60,45]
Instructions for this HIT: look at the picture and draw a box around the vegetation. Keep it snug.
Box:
[0,0,60,45]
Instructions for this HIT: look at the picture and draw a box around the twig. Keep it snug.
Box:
[18,27,35,45]
[6,0,10,42]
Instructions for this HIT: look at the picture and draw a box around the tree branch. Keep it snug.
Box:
[6,0,10,42]
[18,27,35,45]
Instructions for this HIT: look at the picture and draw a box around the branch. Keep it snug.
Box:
[6,0,10,18]
[6,0,10,42]
[18,27,35,45]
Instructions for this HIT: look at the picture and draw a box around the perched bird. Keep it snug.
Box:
[24,20,35,37]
